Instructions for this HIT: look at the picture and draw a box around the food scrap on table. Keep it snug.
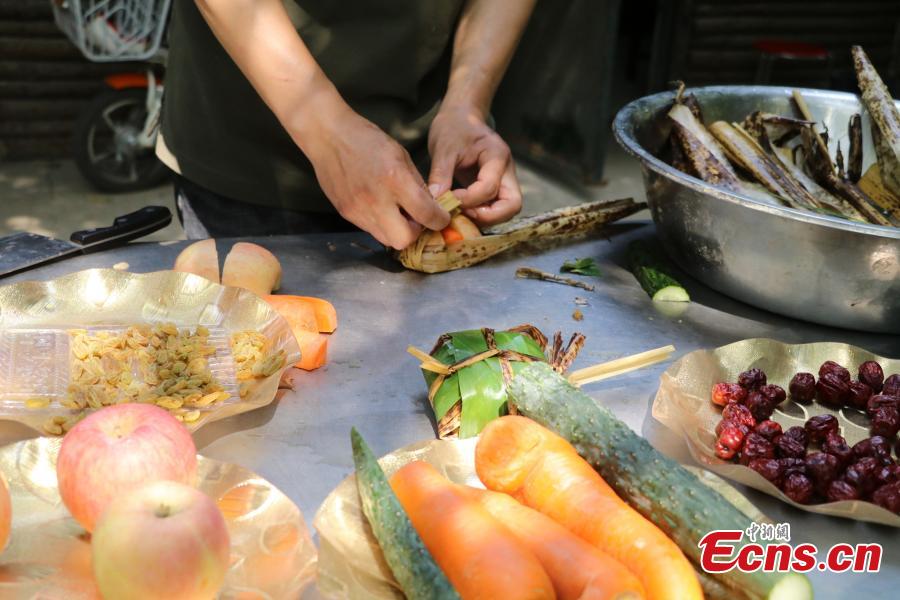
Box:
[515,267,595,291]
[560,257,601,277]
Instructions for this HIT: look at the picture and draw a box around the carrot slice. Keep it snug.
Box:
[294,330,328,371]
[292,296,338,333]
[463,487,645,600]
[441,227,465,244]
[264,295,318,333]
[476,416,702,600]
[389,461,555,600]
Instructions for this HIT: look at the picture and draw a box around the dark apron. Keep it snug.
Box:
[161,0,464,213]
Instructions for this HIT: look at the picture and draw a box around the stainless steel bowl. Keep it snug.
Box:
[613,86,900,333]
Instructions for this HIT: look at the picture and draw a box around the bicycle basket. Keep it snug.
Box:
[51,0,171,62]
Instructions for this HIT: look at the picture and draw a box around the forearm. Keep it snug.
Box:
[443,0,537,119]
[194,0,346,154]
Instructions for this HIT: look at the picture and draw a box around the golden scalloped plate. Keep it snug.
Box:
[0,437,317,598]
[653,338,900,527]
[313,437,768,600]
[0,268,300,434]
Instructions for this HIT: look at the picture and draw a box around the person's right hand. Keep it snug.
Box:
[299,104,450,250]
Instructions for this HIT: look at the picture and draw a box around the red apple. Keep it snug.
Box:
[92,480,230,599]
[56,403,198,532]
[0,470,10,552]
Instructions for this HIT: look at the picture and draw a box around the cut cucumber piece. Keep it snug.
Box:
[628,241,690,302]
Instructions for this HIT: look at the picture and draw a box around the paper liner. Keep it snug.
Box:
[0,437,317,598]
[653,337,900,527]
[0,268,300,434]
[313,437,767,600]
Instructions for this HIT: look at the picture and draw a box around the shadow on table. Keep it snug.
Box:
[193,388,286,450]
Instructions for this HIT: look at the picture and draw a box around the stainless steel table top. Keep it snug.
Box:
[0,221,897,597]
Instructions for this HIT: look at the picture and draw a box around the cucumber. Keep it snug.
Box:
[628,241,690,302]
[508,363,812,600]
[350,428,459,600]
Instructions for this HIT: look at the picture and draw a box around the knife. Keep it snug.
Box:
[0,205,172,279]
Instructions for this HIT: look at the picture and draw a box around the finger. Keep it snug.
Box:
[396,175,451,231]
[379,206,424,250]
[463,164,522,226]
[458,146,508,207]
[427,145,457,198]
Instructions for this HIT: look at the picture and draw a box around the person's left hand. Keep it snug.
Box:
[427,105,523,227]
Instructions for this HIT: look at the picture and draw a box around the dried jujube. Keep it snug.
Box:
[738,368,767,391]
[775,435,806,459]
[883,374,900,397]
[870,406,900,439]
[711,382,747,407]
[759,384,786,406]
[858,361,884,393]
[819,360,850,383]
[754,420,783,441]
[745,392,774,422]
[816,372,849,407]
[739,432,775,465]
[872,482,900,513]
[866,394,899,417]
[722,403,756,428]
[715,423,746,460]
[821,433,854,469]
[805,414,838,443]
[748,458,784,487]
[782,472,814,504]
[826,480,860,502]
[846,381,873,410]
[805,452,840,494]
[875,464,900,487]
[783,426,809,447]
[844,457,880,496]
[779,457,807,476]
[789,372,816,404]
[852,436,891,461]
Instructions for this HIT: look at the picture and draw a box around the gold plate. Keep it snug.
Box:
[313,437,767,600]
[0,269,300,434]
[653,338,900,527]
[0,437,317,598]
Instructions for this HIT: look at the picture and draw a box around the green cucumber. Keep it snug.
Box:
[628,241,690,302]
[508,363,812,600]
[350,428,459,600]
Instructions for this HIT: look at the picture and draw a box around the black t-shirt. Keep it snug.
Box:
[161,0,464,212]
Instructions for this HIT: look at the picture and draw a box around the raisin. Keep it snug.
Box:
[871,406,900,439]
[782,472,814,504]
[722,403,756,428]
[775,435,806,459]
[748,458,784,487]
[858,361,884,393]
[759,384,787,406]
[883,374,900,397]
[754,420,783,441]
[821,433,854,470]
[852,436,891,461]
[738,368,767,391]
[746,392,774,422]
[819,360,850,383]
[739,432,775,465]
[711,382,747,407]
[783,426,809,447]
[846,381,873,410]
[826,479,859,502]
[844,457,880,496]
[789,372,816,404]
[872,482,900,513]
[805,452,840,495]
[805,414,838,443]
[816,372,850,407]
[866,394,899,418]
[875,464,900,487]
[779,457,807,477]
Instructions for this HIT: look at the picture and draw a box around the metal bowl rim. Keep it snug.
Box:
[612,84,900,240]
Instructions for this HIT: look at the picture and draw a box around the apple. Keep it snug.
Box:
[174,239,220,283]
[56,403,198,532]
[92,480,230,600]
[0,470,10,552]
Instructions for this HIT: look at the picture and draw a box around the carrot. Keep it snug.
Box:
[292,296,338,333]
[462,487,645,600]
[475,416,702,600]
[389,461,556,600]
[294,330,328,371]
[441,227,465,244]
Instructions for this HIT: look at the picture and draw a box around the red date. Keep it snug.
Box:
[872,482,900,514]
[819,360,850,383]
[779,457,807,476]
[783,426,809,447]
[816,372,850,407]
[738,368,767,391]
[867,394,899,418]
[821,433,854,469]
[852,436,891,461]
[858,361,884,393]
[745,392,774,422]
[789,372,816,404]
[805,414,839,443]
[782,472,814,504]
[754,420,783,440]
[805,452,840,495]
[883,374,900,397]
[875,464,900,487]
[722,403,756,428]
[717,423,746,452]
[748,458,784,487]
[871,406,900,439]
[739,432,775,465]
[844,457,880,496]
[776,435,807,459]
[711,382,747,407]
[759,384,787,406]
[826,479,860,502]
[846,381,873,410]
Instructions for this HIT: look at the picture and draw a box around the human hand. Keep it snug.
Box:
[427,105,523,227]
[298,104,450,250]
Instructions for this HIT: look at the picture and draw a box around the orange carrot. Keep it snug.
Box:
[389,461,556,600]
[294,330,328,371]
[476,416,702,600]
[441,227,465,244]
[292,296,338,333]
[463,487,645,600]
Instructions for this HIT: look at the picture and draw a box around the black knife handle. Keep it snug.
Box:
[70,206,172,251]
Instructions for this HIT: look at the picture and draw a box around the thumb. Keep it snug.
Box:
[427,148,456,198]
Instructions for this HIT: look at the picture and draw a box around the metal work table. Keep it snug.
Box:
[0,219,897,597]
